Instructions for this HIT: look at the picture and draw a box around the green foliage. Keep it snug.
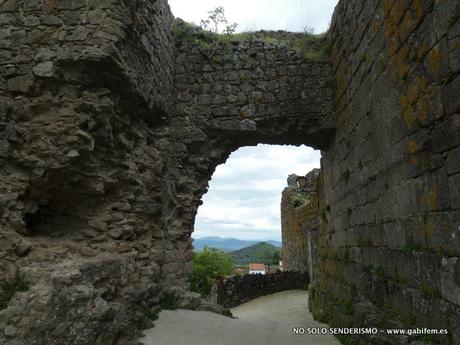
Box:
[159,292,178,310]
[230,242,281,266]
[189,247,234,297]
[200,6,238,36]
[299,38,332,60]
[272,250,281,265]
[174,14,331,62]
[0,272,29,310]
[146,307,161,321]
[291,193,311,208]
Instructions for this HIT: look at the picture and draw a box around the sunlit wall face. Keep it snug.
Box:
[194,145,321,241]
[168,0,339,34]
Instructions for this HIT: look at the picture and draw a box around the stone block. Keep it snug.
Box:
[33,61,54,77]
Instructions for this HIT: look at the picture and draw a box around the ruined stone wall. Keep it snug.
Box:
[309,1,460,344]
[173,25,335,148]
[0,1,183,344]
[281,170,320,277]
[0,1,335,344]
[2,0,458,344]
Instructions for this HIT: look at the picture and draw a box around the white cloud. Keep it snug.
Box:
[168,0,339,34]
[194,145,321,240]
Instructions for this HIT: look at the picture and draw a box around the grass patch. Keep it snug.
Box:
[174,21,332,61]
[0,272,29,310]
[291,193,311,208]
[146,306,162,321]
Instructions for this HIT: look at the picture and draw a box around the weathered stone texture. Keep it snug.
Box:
[209,271,309,308]
[281,169,320,278]
[174,25,335,148]
[0,1,334,344]
[0,0,181,344]
[1,0,458,343]
[309,1,460,344]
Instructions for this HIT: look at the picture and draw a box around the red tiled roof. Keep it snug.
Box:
[249,263,266,271]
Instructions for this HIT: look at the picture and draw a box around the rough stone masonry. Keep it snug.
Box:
[0,0,458,344]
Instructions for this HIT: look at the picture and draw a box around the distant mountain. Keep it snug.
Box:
[193,236,281,252]
[229,242,281,266]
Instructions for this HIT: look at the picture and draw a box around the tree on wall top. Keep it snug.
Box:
[200,6,238,36]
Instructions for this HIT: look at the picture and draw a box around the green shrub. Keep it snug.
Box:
[159,292,177,310]
[188,247,234,297]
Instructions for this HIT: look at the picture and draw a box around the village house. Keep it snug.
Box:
[248,263,267,275]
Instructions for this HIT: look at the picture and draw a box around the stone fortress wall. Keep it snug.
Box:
[309,2,460,345]
[0,0,458,344]
[281,169,320,280]
[0,1,333,344]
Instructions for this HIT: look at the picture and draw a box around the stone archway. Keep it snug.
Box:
[1,0,459,344]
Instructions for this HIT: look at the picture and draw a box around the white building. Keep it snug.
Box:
[249,263,266,275]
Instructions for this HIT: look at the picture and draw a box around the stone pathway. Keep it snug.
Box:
[140,290,341,345]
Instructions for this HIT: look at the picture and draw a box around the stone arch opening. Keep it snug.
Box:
[193,144,321,244]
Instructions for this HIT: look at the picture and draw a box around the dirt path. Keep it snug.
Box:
[140,290,341,345]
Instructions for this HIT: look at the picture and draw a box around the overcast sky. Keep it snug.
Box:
[168,0,338,241]
[169,0,338,34]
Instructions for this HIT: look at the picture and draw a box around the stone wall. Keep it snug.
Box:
[173,23,335,148]
[0,0,458,344]
[0,1,334,344]
[0,1,183,344]
[281,169,320,279]
[209,272,309,308]
[309,1,460,344]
